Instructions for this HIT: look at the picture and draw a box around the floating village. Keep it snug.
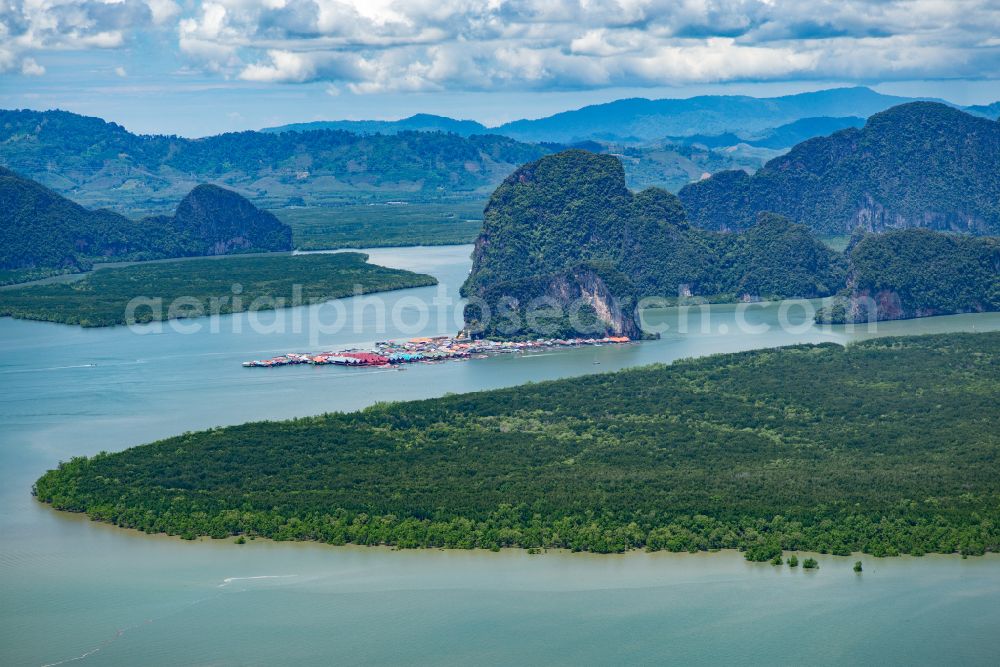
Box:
[242,335,632,368]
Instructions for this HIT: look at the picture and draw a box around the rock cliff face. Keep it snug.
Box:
[464,265,642,339]
[569,269,637,338]
[850,195,987,234]
[462,151,674,338]
[679,103,1000,235]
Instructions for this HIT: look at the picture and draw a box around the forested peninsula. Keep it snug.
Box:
[0,253,436,327]
[35,332,1000,558]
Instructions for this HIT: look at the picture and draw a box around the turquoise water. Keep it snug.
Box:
[1,245,999,666]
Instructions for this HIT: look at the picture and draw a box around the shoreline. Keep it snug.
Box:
[40,501,1000,563]
[0,252,438,329]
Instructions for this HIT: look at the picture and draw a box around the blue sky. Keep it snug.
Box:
[2,1,999,137]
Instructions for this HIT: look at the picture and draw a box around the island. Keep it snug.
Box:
[35,331,999,557]
[816,229,999,323]
[461,150,847,339]
[460,147,998,338]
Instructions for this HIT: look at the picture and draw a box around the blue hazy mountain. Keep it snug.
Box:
[262,88,912,143]
[965,101,1000,119]
[493,87,918,142]
[741,116,868,149]
[260,88,998,148]
[665,117,866,150]
[262,113,488,136]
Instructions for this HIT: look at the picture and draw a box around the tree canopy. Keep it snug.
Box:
[35,332,1000,557]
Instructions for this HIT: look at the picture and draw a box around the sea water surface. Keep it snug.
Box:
[1,244,999,666]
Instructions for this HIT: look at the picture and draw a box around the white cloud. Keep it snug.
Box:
[146,0,180,24]
[115,65,128,77]
[21,57,45,76]
[239,49,316,82]
[0,0,156,75]
[168,0,1000,90]
[3,0,1000,88]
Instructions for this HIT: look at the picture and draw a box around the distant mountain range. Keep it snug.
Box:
[669,116,868,150]
[261,114,488,137]
[0,108,774,212]
[0,168,290,283]
[265,87,998,144]
[679,102,1000,235]
[7,88,996,215]
[965,101,1000,119]
[493,87,919,143]
[0,109,550,212]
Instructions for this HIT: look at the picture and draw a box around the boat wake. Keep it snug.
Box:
[218,574,299,588]
[0,363,98,374]
[37,574,298,665]
[39,597,208,667]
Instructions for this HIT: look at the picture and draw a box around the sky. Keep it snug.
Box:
[1,0,999,137]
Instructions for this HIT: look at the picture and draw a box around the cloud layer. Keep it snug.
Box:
[3,0,1000,92]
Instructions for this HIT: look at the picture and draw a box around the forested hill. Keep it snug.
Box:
[0,169,291,283]
[1,166,136,280]
[262,114,488,136]
[461,151,844,339]
[678,102,1000,235]
[0,109,551,211]
[817,230,1000,323]
[35,332,1000,557]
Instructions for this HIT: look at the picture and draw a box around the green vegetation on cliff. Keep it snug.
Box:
[462,151,844,338]
[35,332,1000,556]
[0,252,436,327]
[679,103,1000,235]
[0,168,292,280]
[817,229,1000,323]
[718,213,847,299]
[1,166,148,276]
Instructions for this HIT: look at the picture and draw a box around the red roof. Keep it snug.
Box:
[340,352,389,364]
